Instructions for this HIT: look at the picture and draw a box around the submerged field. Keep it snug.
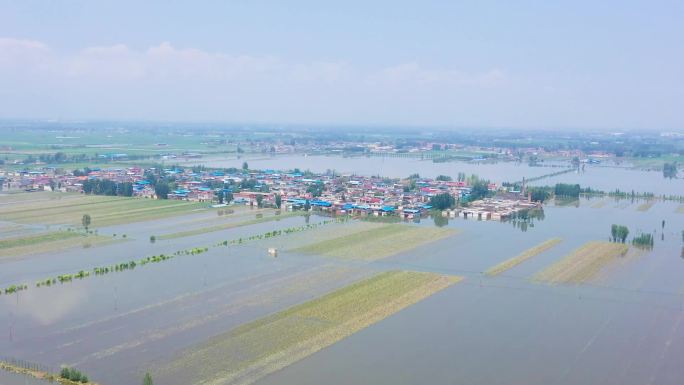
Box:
[635,200,655,211]
[532,241,629,284]
[485,238,562,276]
[157,211,300,240]
[291,223,456,261]
[157,271,462,385]
[0,192,209,227]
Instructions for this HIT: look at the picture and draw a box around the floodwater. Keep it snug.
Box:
[184,154,563,183]
[1,165,683,385]
[188,154,684,195]
[529,165,684,196]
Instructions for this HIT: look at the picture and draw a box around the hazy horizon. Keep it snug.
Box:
[1,1,683,131]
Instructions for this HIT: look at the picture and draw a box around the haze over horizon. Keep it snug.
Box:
[1,1,683,131]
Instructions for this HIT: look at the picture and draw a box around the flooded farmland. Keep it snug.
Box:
[1,163,683,385]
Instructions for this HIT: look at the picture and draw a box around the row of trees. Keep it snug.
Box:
[82,179,134,196]
[554,183,581,198]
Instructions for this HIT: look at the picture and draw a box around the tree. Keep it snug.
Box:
[554,183,581,198]
[304,200,311,211]
[663,162,677,178]
[275,194,282,208]
[143,372,153,385]
[470,180,491,200]
[436,175,452,181]
[242,161,249,170]
[82,214,91,231]
[255,195,264,208]
[155,182,170,199]
[610,224,629,243]
[306,182,324,197]
[429,193,455,210]
[217,190,224,204]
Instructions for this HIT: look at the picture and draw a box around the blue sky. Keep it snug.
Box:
[1,0,682,130]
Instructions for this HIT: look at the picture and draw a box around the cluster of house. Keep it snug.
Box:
[1,166,539,221]
[441,196,540,221]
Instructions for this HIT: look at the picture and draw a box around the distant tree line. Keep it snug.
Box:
[82,179,133,196]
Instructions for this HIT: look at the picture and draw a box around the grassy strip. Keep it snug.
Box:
[158,211,300,240]
[292,224,457,261]
[636,201,655,212]
[0,232,114,259]
[159,271,462,385]
[676,204,684,214]
[532,241,629,284]
[485,238,562,276]
[0,231,81,249]
[0,195,208,226]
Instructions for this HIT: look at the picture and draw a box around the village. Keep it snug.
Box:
[0,165,541,222]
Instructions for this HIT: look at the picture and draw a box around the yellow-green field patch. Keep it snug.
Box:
[0,231,115,258]
[291,224,457,261]
[636,201,655,211]
[485,238,562,276]
[0,193,209,226]
[158,271,462,385]
[676,205,684,214]
[532,241,629,284]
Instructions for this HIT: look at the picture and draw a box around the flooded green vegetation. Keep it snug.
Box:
[485,238,562,276]
[632,233,655,249]
[292,223,457,261]
[158,271,461,385]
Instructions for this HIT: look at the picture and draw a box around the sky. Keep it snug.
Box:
[0,0,683,130]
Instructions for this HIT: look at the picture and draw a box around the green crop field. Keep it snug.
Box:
[291,223,457,261]
[0,231,115,258]
[158,271,462,385]
[0,192,210,226]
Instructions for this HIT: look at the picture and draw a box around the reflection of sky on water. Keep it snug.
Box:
[1,285,88,326]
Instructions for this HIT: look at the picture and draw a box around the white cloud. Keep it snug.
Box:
[0,37,510,124]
